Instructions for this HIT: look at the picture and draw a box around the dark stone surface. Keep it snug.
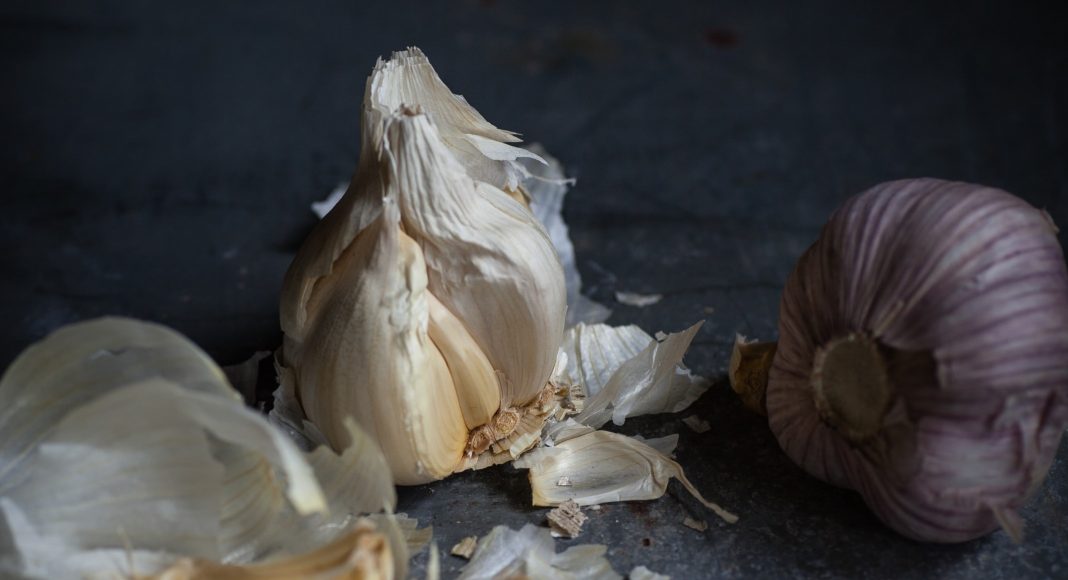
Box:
[2,1,1066,578]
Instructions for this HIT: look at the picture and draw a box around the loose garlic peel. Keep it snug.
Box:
[151,519,394,580]
[280,49,566,484]
[457,524,619,580]
[0,318,414,579]
[767,179,1068,543]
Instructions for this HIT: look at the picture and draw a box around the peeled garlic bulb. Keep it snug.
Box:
[767,178,1068,542]
[280,49,567,484]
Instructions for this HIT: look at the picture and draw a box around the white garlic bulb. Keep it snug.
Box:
[279,49,567,484]
[767,179,1068,542]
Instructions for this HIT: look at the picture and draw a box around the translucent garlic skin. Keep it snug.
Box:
[279,50,566,485]
[767,178,1068,542]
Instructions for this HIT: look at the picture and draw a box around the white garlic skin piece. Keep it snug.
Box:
[279,52,566,485]
[767,178,1068,542]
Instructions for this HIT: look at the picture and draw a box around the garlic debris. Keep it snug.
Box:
[767,179,1068,542]
[279,48,567,484]
[0,317,413,579]
[0,320,420,576]
[515,429,737,524]
[457,524,619,580]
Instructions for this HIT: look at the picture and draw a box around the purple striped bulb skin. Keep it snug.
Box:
[768,178,1068,542]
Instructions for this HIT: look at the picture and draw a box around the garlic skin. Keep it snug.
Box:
[280,49,566,484]
[0,317,400,578]
[767,178,1068,542]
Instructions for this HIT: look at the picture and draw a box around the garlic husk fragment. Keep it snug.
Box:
[728,334,775,416]
[629,566,671,580]
[552,322,710,436]
[280,48,567,484]
[152,518,394,579]
[768,178,1068,542]
[514,323,732,520]
[457,524,620,580]
[0,318,409,579]
[514,430,737,524]
[614,292,663,308]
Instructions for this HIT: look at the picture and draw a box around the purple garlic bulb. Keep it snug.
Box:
[767,178,1068,542]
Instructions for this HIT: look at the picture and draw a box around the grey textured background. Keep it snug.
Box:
[2,1,1066,578]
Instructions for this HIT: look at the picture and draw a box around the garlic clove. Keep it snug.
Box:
[427,293,501,431]
[295,199,469,485]
[514,429,737,525]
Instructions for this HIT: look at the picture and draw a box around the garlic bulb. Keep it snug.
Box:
[767,178,1068,542]
[279,48,567,484]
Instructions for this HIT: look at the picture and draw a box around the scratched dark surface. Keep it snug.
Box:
[2,1,1067,578]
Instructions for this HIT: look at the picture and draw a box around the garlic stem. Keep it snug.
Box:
[811,333,893,443]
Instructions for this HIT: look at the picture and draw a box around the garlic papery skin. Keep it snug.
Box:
[0,317,414,579]
[280,50,567,484]
[0,318,324,577]
[766,178,1068,543]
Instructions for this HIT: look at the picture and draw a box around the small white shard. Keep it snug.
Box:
[557,476,574,487]
[451,536,478,559]
[682,415,711,434]
[630,565,671,580]
[615,291,663,307]
[682,517,708,532]
[427,541,441,580]
[310,183,347,218]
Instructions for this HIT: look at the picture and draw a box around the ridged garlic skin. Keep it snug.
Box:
[280,50,566,485]
[767,179,1068,542]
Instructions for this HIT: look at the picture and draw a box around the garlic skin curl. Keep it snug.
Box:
[767,178,1068,542]
[280,49,567,485]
